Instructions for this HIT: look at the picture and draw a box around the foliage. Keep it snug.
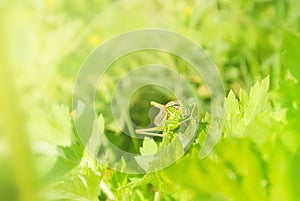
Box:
[1,0,300,201]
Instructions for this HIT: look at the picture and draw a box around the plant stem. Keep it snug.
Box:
[114,93,139,152]
[154,190,161,201]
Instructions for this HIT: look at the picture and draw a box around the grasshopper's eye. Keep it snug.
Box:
[172,103,180,110]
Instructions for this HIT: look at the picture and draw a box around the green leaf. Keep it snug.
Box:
[48,104,73,146]
[123,171,178,198]
[135,137,158,171]
[140,137,158,155]
[224,76,270,137]
[243,76,269,125]
[239,89,249,114]
[164,149,240,201]
[224,90,240,134]
[43,165,102,201]
[28,104,73,146]
[279,31,300,150]
[86,114,105,157]
[43,139,84,183]
[288,151,300,200]
[282,31,300,80]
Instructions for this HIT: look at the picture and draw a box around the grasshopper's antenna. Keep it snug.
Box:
[150,101,164,109]
[176,73,184,101]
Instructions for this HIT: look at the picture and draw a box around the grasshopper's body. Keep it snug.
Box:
[135,100,183,137]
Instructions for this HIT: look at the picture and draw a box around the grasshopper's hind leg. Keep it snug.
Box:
[135,126,163,137]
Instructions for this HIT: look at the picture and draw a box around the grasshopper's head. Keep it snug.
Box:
[165,100,181,112]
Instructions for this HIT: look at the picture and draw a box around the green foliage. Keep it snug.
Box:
[1,1,300,201]
[43,140,84,183]
[135,138,158,171]
[142,78,283,201]
[225,77,270,137]
[282,31,300,81]
[42,164,103,201]
[278,30,300,201]
[140,137,158,155]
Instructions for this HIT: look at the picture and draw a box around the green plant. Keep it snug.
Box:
[1,1,300,201]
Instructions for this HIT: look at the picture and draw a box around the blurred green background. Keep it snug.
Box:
[1,0,300,201]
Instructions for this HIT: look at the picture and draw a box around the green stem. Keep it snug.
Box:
[154,190,161,201]
[114,93,139,152]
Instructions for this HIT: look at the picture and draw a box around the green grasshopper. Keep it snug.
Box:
[135,100,185,137]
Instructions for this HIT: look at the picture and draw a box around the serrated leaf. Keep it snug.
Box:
[123,171,178,197]
[43,165,102,201]
[135,138,158,171]
[49,104,73,146]
[140,137,158,155]
[28,104,73,147]
[243,76,269,125]
[225,90,240,132]
[226,90,239,111]
[43,140,84,183]
[224,77,270,137]
[239,89,249,114]
[148,137,184,172]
